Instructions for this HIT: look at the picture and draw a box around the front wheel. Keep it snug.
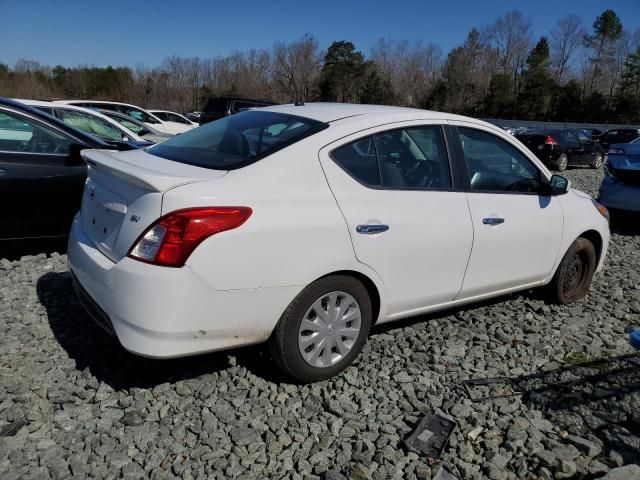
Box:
[591,153,603,169]
[269,275,372,382]
[548,237,597,304]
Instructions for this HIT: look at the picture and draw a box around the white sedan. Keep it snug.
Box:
[68,103,610,382]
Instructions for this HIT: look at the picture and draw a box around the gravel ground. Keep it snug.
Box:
[1,168,639,480]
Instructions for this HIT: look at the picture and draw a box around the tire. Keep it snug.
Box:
[591,153,603,169]
[269,275,372,383]
[555,154,568,172]
[548,237,597,305]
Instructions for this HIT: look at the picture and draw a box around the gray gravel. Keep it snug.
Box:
[1,168,639,479]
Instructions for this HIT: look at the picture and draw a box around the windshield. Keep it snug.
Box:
[101,111,155,136]
[147,110,327,170]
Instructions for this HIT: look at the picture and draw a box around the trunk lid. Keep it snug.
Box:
[80,148,227,262]
[516,133,551,150]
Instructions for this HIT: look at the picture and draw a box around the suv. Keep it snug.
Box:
[199,96,277,125]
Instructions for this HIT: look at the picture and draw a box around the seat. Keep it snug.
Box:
[218,130,249,157]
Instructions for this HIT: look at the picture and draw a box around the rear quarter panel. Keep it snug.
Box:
[161,142,387,301]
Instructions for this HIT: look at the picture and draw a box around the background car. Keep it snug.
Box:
[0,97,136,242]
[68,103,609,383]
[199,96,277,125]
[598,128,640,150]
[53,100,193,135]
[16,99,153,148]
[96,109,172,144]
[598,138,640,213]
[516,128,604,171]
[148,109,197,129]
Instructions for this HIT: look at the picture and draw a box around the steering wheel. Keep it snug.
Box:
[506,178,537,193]
[406,160,435,187]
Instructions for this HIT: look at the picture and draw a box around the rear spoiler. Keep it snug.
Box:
[81,149,222,192]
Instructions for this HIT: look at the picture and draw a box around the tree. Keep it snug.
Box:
[584,9,623,94]
[519,37,553,119]
[550,15,585,84]
[272,34,322,102]
[319,41,367,102]
[483,74,513,117]
[486,11,533,116]
[360,62,394,104]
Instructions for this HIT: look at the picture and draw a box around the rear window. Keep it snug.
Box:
[147,110,327,170]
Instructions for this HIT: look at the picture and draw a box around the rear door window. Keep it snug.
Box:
[148,110,327,170]
[333,136,381,187]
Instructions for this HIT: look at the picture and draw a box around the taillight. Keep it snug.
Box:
[544,136,558,145]
[128,207,252,267]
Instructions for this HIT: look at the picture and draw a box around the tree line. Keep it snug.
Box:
[2,9,640,124]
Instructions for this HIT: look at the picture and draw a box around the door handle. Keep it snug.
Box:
[483,217,505,225]
[356,224,389,234]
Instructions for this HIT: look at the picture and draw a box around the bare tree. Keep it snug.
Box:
[550,14,586,84]
[272,34,322,102]
[486,11,533,114]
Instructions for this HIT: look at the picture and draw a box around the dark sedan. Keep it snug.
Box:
[0,97,135,242]
[598,128,640,151]
[516,128,604,171]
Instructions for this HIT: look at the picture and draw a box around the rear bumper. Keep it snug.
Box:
[598,176,640,212]
[67,215,299,358]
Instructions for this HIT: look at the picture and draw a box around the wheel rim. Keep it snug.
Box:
[298,291,362,368]
[593,154,602,167]
[563,253,586,294]
[559,156,568,170]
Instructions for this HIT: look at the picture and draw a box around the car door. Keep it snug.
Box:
[319,123,473,316]
[0,107,86,240]
[577,130,599,164]
[560,129,582,164]
[451,125,564,298]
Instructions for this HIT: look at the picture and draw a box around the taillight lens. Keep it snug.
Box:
[128,207,252,267]
[544,136,558,145]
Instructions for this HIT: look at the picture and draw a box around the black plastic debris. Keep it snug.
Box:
[403,412,457,458]
[0,418,27,438]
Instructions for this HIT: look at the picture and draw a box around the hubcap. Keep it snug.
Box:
[298,291,362,368]
[559,156,568,170]
[563,253,585,294]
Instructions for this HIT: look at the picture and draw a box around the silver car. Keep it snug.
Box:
[599,138,640,212]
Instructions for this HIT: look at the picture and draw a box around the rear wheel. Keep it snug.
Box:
[591,153,603,169]
[269,275,372,382]
[548,237,597,304]
[555,154,568,171]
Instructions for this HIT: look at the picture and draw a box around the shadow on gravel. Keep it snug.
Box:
[462,353,640,407]
[464,354,640,466]
[610,210,640,236]
[1,237,68,261]
[36,271,290,391]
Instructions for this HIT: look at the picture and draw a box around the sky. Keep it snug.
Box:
[1,0,639,68]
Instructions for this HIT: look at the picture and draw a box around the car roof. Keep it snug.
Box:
[0,97,108,147]
[54,99,146,109]
[259,102,465,124]
[15,98,141,140]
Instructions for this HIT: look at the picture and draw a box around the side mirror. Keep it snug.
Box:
[548,174,570,195]
[65,143,85,166]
